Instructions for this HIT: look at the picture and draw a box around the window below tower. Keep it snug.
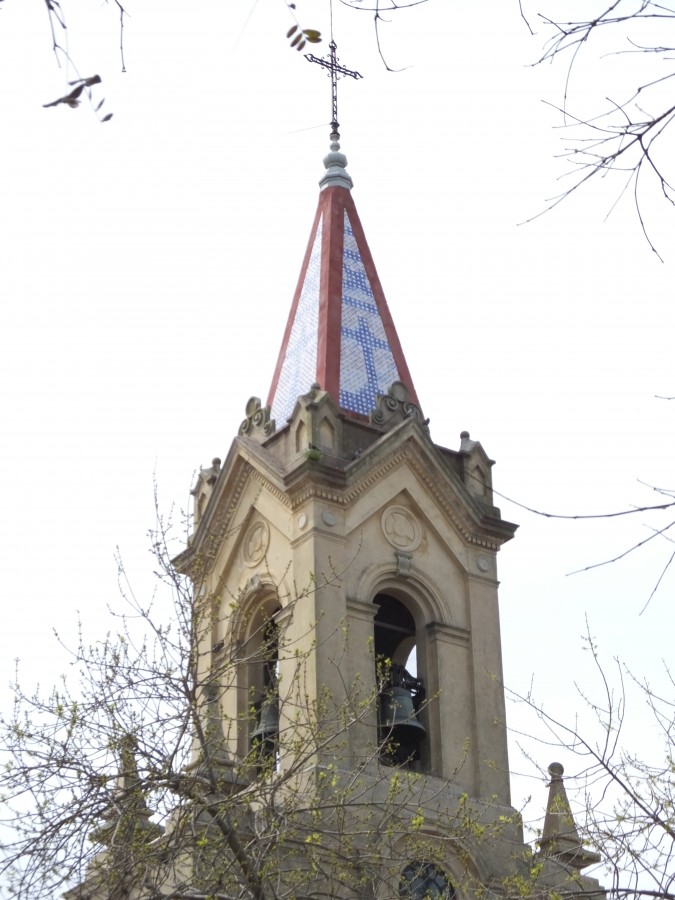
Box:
[374,593,426,767]
[400,862,455,900]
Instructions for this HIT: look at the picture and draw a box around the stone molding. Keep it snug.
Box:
[346,596,378,623]
[425,620,471,648]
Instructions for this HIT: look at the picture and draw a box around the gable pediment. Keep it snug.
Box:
[178,413,516,581]
[338,424,516,551]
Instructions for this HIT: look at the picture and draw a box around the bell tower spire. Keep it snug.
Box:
[267,44,420,426]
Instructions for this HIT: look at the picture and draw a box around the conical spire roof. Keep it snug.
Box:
[539,762,601,872]
[267,135,420,426]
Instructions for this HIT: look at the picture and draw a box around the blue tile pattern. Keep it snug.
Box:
[339,211,399,415]
[271,218,322,424]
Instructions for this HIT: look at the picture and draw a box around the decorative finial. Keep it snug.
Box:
[305,41,362,190]
[460,431,478,453]
[548,761,564,780]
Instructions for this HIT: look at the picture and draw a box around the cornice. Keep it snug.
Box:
[179,419,515,575]
[177,462,251,573]
[405,452,510,551]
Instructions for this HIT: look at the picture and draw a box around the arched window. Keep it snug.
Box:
[374,593,426,766]
[400,862,455,900]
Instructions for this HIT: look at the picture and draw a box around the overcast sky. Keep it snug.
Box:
[1,0,673,840]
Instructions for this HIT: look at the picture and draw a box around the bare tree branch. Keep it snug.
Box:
[530,0,675,253]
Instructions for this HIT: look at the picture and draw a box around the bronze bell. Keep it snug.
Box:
[251,695,279,748]
[380,685,427,748]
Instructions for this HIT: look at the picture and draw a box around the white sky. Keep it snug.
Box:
[1,0,673,842]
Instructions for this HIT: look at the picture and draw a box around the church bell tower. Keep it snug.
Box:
[172,42,604,889]
[59,41,607,900]
[176,124,542,894]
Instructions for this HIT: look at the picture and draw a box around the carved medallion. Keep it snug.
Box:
[381,506,421,551]
[243,520,270,566]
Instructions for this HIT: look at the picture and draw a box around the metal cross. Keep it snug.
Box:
[305,41,362,136]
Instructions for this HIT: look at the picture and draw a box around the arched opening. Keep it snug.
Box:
[240,600,281,764]
[319,415,335,449]
[295,420,307,454]
[250,618,279,762]
[373,593,426,767]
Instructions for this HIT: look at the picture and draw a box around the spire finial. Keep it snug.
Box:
[305,39,363,152]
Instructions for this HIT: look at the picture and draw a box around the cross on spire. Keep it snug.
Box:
[305,41,362,138]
